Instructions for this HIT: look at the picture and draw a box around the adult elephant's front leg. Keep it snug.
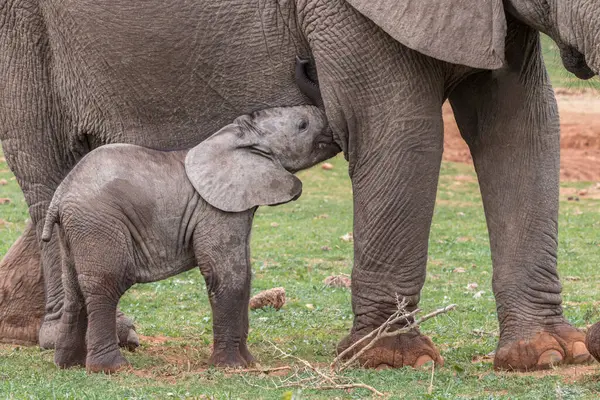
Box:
[303,0,449,368]
[450,21,592,371]
[337,119,445,368]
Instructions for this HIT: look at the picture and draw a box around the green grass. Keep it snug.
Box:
[2,150,600,399]
[1,41,600,399]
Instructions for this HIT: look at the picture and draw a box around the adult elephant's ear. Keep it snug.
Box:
[347,0,507,70]
[185,124,302,213]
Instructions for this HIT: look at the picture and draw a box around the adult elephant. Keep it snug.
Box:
[0,0,598,371]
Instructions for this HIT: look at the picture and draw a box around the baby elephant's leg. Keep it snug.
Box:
[74,232,132,373]
[194,211,255,367]
[54,239,87,368]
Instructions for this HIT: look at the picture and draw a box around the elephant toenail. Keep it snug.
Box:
[375,363,392,370]
[537,350,563,368]
[571,341,591,363]
[414,355,434,368]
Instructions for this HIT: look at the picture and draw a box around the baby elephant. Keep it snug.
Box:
[42,104,339,373]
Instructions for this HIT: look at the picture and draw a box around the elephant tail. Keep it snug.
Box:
[295,56,323,107]
[41,195,60,242]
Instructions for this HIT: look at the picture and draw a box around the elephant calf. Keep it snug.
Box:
[41,104,339,373]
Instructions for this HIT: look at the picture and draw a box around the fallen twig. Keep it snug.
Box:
[331,301,457,372]
[266,341,384,397]
[227,365,291,374]
[241,298,455,398]
[268,341,337,386]
[428,361,435,394]
[331,299,415,369]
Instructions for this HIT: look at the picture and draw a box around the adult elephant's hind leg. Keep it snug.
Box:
[0,222,45,345]
[338,100,446,369]
[0,1,138,351]
[450,21,591,371]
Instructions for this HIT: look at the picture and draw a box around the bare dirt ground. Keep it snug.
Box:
[443,89,600,182]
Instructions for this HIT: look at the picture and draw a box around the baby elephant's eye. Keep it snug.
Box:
[298,119,309,131]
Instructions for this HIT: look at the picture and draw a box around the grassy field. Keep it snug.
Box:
[1,39,600,399]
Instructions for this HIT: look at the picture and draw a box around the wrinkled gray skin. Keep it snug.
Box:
[0,0,599,372]
[42,105,338,372]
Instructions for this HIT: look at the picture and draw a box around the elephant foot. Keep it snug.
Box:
[585,322,600,362]
[39,311,139,351]
[39,318,60,349]
[55,347,87,369]
[494,324,592,371]
[337,328,443,369]
[86,349,129,374]
[209,344,255,368]
[239,344,256,366]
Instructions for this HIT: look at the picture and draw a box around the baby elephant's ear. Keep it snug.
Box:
[185,124,303,213]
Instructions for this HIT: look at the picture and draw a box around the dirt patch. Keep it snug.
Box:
[443,90,600,182]
[506,364,600,384]
[560,183,600,200]
[472,350,600,384]
[137,334,181,345]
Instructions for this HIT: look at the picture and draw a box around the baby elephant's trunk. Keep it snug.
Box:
[295,57,323,107]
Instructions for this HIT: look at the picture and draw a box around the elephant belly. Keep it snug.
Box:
[44,0,309,150]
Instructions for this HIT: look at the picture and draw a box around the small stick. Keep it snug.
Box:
[227,366,291,374]
[428,361,435,394]
[266,341,385,397]
[332,306,419,367]
[333,304,456,372]
[247,300,455,398]
[314,383,384,396]
[268,340,337,386]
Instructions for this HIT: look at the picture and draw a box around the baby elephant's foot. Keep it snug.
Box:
[209,345,255,368]
[55,347,87,369]
[86,349,129,373]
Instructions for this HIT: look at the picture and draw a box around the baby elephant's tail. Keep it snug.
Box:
[41,197,60,242]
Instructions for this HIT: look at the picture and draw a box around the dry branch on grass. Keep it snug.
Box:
[243,341,384,397]
[331,299,457,372]
[227,366,291,374]
[242,298,456,397]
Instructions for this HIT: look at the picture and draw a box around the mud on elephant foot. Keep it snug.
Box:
[494,323,592,371]
[337,328,443,369]
[39,311,139,351]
